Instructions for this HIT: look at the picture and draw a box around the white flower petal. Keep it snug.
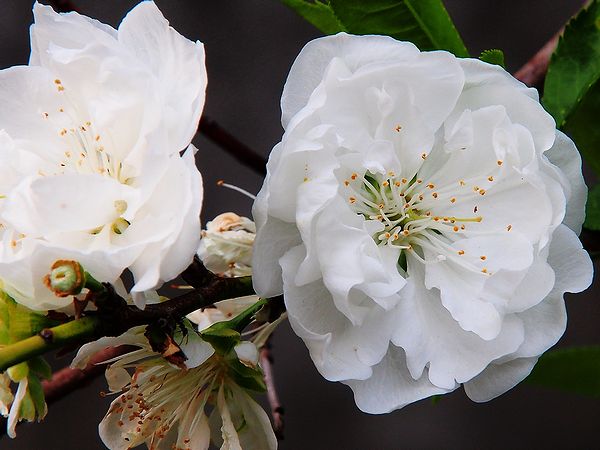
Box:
[464,357,538,402]
[346,346,453,414]
[118,1,207,151]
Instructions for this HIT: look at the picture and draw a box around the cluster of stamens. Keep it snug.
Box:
[342,168,510,275]
[40,79,131,236]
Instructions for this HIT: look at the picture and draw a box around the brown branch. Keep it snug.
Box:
[42,346,127,403]
[198,117,267,176]
[260,342,284,440]
[513,32,561,88]
[0,346,127,438]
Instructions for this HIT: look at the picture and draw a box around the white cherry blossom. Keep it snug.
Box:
[252,33,594,413]
[0,1,206,310]
[73,319,276,449]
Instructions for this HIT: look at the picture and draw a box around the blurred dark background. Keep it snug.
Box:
[1,1,598,449]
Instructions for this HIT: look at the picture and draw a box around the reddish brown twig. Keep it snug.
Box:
[0,346,128,438]
[42,346,128,403]
[513,32,561,88]
[260,343,284,440]
[198,117,267,176]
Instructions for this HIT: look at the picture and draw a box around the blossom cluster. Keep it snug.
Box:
[0,1,594,450]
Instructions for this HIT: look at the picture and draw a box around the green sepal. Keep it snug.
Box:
[201,298,268,355]
[28,357,52,381]
[27,375,47,419]
[7,362,29,383]
[224,350,267,393]
[201,327,241,356]
[18,390,36,423]
[0,291,61,346]
[479,49,505,68]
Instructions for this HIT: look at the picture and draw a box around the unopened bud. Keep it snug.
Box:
[43,260,85,297]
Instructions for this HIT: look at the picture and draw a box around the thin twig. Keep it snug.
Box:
[513,32,560,88]
[0,346,127,438]
[198,117,267,176]
[42,346,128,403]
[260,342,284,440]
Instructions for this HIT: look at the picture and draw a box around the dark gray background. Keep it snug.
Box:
[2,1,598,449]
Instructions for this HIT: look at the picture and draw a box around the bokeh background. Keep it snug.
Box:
[1,1,598,449]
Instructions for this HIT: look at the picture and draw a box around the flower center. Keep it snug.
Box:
[344,170,493,274]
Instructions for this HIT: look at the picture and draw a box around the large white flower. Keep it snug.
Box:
[0,1,206,310]
[252,33,594,413]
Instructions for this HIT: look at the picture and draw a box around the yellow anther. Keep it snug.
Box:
[344,180,350,186]
[401,178,408,184]
[432,192,438,198]
[427,183,435,189]
[394,181,401,187]
[479,189,486,195]
[480,255,487,260]
[473,186,480,192]
[481,268,488,274]
[488,176,494,182]
[395,125,402,132]
[450,197,456,203]
[453,226,459,232]
[458,250,465,255]
[349,197,356,204]
[351,173,358,180]
[402,230,409,236]
[497,160,503,166]
[459,180,466,186]
[421,153,427,160]
[507,224,512,231]
[382,181,389,187]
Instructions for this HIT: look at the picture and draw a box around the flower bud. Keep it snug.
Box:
[198,212,256,277]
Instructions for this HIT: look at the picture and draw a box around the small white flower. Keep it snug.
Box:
[253,33,594,412]
[73,323,276,450]
[198,213,256,277]
[0,1,206,310]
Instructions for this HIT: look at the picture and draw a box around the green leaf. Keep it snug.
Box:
[525,346,600,397]
[479,49,505,68]
[280,0,345,34]
[584,184,600,230]
[27,357,52,381]
[561,78,600,175]
[281,0,468,56]
[543,1,600,127]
